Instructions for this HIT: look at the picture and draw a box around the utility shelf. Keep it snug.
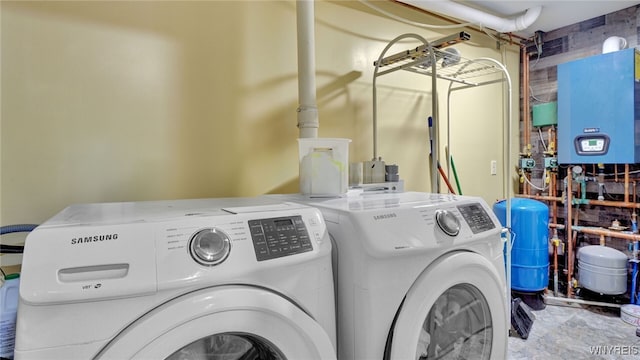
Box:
[375,46,507,86]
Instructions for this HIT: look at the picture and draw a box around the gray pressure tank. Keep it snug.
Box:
[578,245,628,295]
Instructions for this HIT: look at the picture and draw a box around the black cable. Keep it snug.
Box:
[601,184,618,201]
[0,223,37,256]
[0,244,25,254]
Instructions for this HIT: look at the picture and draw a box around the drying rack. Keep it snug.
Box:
[372,33,512,193]
[372,33,515,316]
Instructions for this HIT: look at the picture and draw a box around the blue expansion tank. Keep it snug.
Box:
[493,198,549,292]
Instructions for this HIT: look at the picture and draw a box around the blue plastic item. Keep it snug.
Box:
[1,274,20,359]
[0,224,38,235]
[493,198,549,292]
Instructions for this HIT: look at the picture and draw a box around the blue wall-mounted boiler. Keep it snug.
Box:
[557,48,640,164]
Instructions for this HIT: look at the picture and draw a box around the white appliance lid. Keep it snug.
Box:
[298,191,463,212]
[40,197,308,227]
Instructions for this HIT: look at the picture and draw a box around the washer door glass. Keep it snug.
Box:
[387,252,507,360]
[95,287,336,360]
[166,332,285,360]
[417,284,492,360]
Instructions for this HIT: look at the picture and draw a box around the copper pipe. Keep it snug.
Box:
[551,126,557,225]
[625,164,630,203]
[515,194,640,209]
[588,199,640,208]
[552,232,559,297]
[553,240,558,270]
[521,46,531,195]
[570,203,579,296]
[524,50,530,143]
[573,226,640,241]
[552,173,558,225]
[549,223,640,241]
[553,245,558,290]
[516,194,562,202]
[567,176,573,298]
[571,215,578,247]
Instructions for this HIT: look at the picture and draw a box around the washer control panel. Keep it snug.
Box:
[249,216,313,261]
[457,203,496,234]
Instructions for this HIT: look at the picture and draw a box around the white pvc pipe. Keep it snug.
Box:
[399,0,542,33]
[296,0,319,139]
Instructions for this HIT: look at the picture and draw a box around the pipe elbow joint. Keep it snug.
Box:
[513,6,542,31]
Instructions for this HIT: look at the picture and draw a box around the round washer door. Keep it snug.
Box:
[388,252,508,360]
[96,286,336,360]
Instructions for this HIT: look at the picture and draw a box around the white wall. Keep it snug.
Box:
[1,0,520,228]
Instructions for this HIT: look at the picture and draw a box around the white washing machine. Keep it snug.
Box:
[272,191,508,360]
[14,197,337,360]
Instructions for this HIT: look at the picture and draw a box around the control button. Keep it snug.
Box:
[435,210,460,236]
[250,215,314,261]
[189,228,231,266]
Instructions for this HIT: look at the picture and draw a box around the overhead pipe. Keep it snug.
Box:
[296,0,319,139]
[398,0,542,33]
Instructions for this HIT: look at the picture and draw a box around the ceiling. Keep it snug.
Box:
[461,1,639,38]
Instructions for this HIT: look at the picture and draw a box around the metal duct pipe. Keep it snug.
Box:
[399,0,542,33]
[296,0,319,138]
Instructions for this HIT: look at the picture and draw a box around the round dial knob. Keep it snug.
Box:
[189,228,231,266]
[435,210,461,236]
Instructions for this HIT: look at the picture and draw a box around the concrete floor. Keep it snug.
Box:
[507,299,640,359]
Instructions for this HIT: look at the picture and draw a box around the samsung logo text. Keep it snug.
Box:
[374,213,397,221]
[71,234,119,245]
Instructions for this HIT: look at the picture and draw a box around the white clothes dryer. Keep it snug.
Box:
[15,197,336,360]
[272,191,508,360]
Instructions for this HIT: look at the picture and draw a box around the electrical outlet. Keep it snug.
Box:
[490,160,497,175]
